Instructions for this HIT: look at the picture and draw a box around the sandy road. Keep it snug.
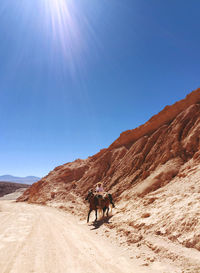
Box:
[0,200,152,273]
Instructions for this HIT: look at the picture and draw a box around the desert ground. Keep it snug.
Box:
[0,199,160,273]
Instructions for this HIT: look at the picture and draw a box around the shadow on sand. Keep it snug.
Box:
[89,215,113,230]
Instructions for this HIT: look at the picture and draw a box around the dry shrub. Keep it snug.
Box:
[141,213,151,218]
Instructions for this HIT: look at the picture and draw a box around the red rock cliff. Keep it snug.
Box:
[17,88,200,204]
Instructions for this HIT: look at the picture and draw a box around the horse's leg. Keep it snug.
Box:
[109,204,112,214]
[87,209,92,223]
[95,209,98,221]
[102,207,106,218]
[98,208,102,219]
[106,206,109,217]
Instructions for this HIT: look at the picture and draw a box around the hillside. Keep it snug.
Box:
[17,88,200,272]
[0,181,30,197]
[18,88,200,202]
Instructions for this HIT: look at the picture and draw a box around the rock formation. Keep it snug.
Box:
[0,181,30,197]
[18,88,200,204]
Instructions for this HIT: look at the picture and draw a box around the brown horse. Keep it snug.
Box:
[85,190,111,223]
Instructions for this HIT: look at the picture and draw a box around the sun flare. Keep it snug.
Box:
[43,0,80,47]
[42,0,86,75]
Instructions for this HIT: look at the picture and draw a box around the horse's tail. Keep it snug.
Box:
[108,193,115,208]
[107,193,112,201]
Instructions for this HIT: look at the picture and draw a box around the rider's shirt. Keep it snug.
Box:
[96,186,104,193]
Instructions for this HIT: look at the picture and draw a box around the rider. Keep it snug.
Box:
[95,182,104,195]
[95,182,115,208]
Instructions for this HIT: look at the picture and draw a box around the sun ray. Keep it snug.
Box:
[42,0,85,73]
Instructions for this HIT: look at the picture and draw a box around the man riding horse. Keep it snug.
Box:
[85,182,115,222]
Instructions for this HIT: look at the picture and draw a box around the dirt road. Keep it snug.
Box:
[0,200,153,273]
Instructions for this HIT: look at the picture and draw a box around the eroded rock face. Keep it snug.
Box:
[17,89,200,204]
[110,88,200,149]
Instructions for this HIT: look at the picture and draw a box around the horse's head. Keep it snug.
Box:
[85,189,93,201]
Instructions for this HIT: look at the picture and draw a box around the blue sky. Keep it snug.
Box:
[0,0,200,177]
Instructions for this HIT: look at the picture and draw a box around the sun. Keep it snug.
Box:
[41,0,85,74]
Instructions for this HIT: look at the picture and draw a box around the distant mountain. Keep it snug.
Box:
[0,175,40,184]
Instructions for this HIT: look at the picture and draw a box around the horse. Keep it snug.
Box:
[85,190,111,223]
